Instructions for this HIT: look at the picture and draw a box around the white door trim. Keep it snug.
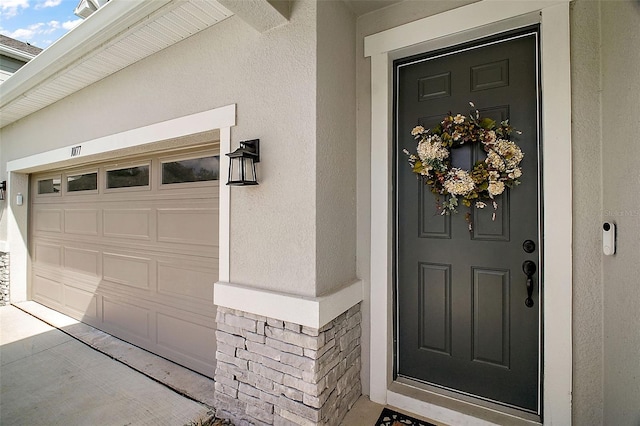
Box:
[365,1,572,424]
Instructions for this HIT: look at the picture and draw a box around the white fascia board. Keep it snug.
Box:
[214,280,364,329]
[0,46,37,62]
[0,0,172,109]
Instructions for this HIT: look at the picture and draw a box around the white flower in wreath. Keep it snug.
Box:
[488,180,506,197]
[486,149,507,172]
[411,125,426,138]
[484,130,497,143]
[453,114,465,124]
[494,139,524,169]
[508,167,522,179]
[417,135,449,164]
[444,168,475,196]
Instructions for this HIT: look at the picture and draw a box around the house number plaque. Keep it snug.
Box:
[71,145,82,157]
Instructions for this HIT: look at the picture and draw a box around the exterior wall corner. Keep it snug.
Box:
[213,303,362,426]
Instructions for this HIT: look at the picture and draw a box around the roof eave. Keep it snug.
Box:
[0,45,38,62]
[0,0,172,110]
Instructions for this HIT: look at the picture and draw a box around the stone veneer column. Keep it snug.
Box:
[0,252,9,306]
[214,303,362,426]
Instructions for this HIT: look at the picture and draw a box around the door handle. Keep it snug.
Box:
[522,260,537,308]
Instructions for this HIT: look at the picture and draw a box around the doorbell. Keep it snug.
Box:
[603,222,616,256]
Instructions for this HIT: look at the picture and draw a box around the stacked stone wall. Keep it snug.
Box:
[214,303,362,426]
[0,252,9,306]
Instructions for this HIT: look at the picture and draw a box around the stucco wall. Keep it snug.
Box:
[570,1,604,424]
[315,0,357,296]
[600,2,640,425]
[0,1,323,297]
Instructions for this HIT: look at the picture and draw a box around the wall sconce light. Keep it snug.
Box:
[226,139,260,186]
[0,181,6,201]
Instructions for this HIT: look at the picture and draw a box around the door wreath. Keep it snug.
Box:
[404,102,524,227]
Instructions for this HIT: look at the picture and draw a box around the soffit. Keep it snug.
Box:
[0,0,233,128]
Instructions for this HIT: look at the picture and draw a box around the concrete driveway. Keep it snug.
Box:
[0,304,213,426]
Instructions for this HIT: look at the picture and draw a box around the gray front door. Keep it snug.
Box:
[395,29,541,413]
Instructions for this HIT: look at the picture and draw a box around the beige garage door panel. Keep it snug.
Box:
[63,246,100,276]
[103,252,152,290]
[34,241,63,267]
[65,209,100,236]
[32,274,63,308]
[103,209,151,240]
[103,296,153,341]
[35,209,63,233]
[157,261,217,303]
[157,312,217,371]
[30,148,219,377]
[157,208,219,245]
[63,285,99,320]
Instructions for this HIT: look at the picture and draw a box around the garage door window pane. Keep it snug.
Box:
[38,178,61,194]
[162,156,219,184]
[107,166,150,189]
[67,173,98,192]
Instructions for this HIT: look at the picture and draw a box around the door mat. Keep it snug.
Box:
[374,407,437,426]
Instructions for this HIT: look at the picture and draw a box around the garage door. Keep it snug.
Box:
[30,147,219,377]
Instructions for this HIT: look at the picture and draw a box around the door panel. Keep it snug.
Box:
[395,30,541,412]
[472,268,510,368]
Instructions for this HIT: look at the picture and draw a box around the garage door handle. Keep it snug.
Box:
[523,260,536,308]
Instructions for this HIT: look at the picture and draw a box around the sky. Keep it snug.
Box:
[0,0,83,49]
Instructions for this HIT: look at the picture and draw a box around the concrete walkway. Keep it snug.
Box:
[0,302,401,426]
[0,304,212,426]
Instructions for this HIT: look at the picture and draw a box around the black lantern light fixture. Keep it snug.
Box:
[0,181,6,201]
[226,139,260,186]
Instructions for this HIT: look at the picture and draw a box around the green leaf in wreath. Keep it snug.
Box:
[479,117,496,130]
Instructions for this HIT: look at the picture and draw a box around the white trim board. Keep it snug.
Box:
[218,126,231,283]
[214,280,364,329]
[7,105,236,172]
[364,1,562,58]
[365,1,572,425]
